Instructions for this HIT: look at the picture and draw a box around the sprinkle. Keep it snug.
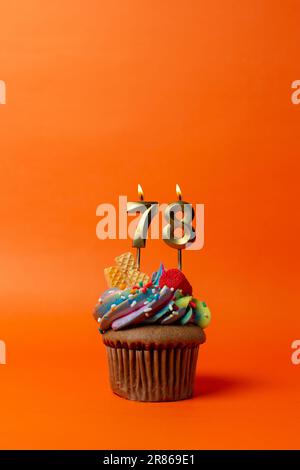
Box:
[190,301,196,309]
[145,313,150,317]
[121,296,126,300]
[131,300,137,307]
[132,285,139,289]
[98,297,102,303]
[128,294,134,299]
[144,307,152,312]
[139,281,143,287]
[108,290,114,294]
[111,304,117,311]
[97,317,101,323]
[130,289,137,294]
[152,289,156,294]
[170,287,175,292]
[168,304,173,311]
[144,300,149,305]
[145,281,153,288]
[141,287,147,293]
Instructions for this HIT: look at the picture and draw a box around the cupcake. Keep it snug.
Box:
[93,252,211,402]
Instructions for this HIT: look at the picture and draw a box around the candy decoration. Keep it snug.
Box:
[194,299,211,329]
[159,268,192,296]
[151,263,165,286]
[179,307,193,325]
[174,295,192,309]
[96,260,211,330]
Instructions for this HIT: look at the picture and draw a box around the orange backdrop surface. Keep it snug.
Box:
[0,0,300,450]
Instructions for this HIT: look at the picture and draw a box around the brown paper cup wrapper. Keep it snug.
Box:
[102,325,205,402]
[105,345,200,402]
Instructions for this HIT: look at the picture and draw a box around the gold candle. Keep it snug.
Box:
[127,184,158,270]
[163,184,196,270]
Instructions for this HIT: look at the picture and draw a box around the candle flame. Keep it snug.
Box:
[176,184,182,200]
[138,184,144,201]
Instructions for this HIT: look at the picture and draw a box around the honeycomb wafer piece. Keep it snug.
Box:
[115,252,135,275]
[104,266,128,289]
[126,268,150,286]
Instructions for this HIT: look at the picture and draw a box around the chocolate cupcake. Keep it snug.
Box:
[93,253,211,402]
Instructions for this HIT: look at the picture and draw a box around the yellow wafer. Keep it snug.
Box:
[104,266,128,289]
[126,268,150,286]
[115,252,135,274]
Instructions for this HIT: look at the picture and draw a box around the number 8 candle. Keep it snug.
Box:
[163,184,196,270]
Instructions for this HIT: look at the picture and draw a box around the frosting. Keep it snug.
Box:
[94,265,211,333]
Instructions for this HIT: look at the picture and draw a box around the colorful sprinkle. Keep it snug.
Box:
[131,300,137,307]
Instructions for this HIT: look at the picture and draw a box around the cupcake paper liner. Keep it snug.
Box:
[106,344,200,402]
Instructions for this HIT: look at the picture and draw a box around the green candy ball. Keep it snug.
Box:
[194,299,211,329]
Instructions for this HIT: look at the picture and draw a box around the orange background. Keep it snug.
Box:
[0,0,300,450]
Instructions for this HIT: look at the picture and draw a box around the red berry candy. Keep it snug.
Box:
[159,268,193,296]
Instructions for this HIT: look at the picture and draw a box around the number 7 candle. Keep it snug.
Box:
[127,184,158,270]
